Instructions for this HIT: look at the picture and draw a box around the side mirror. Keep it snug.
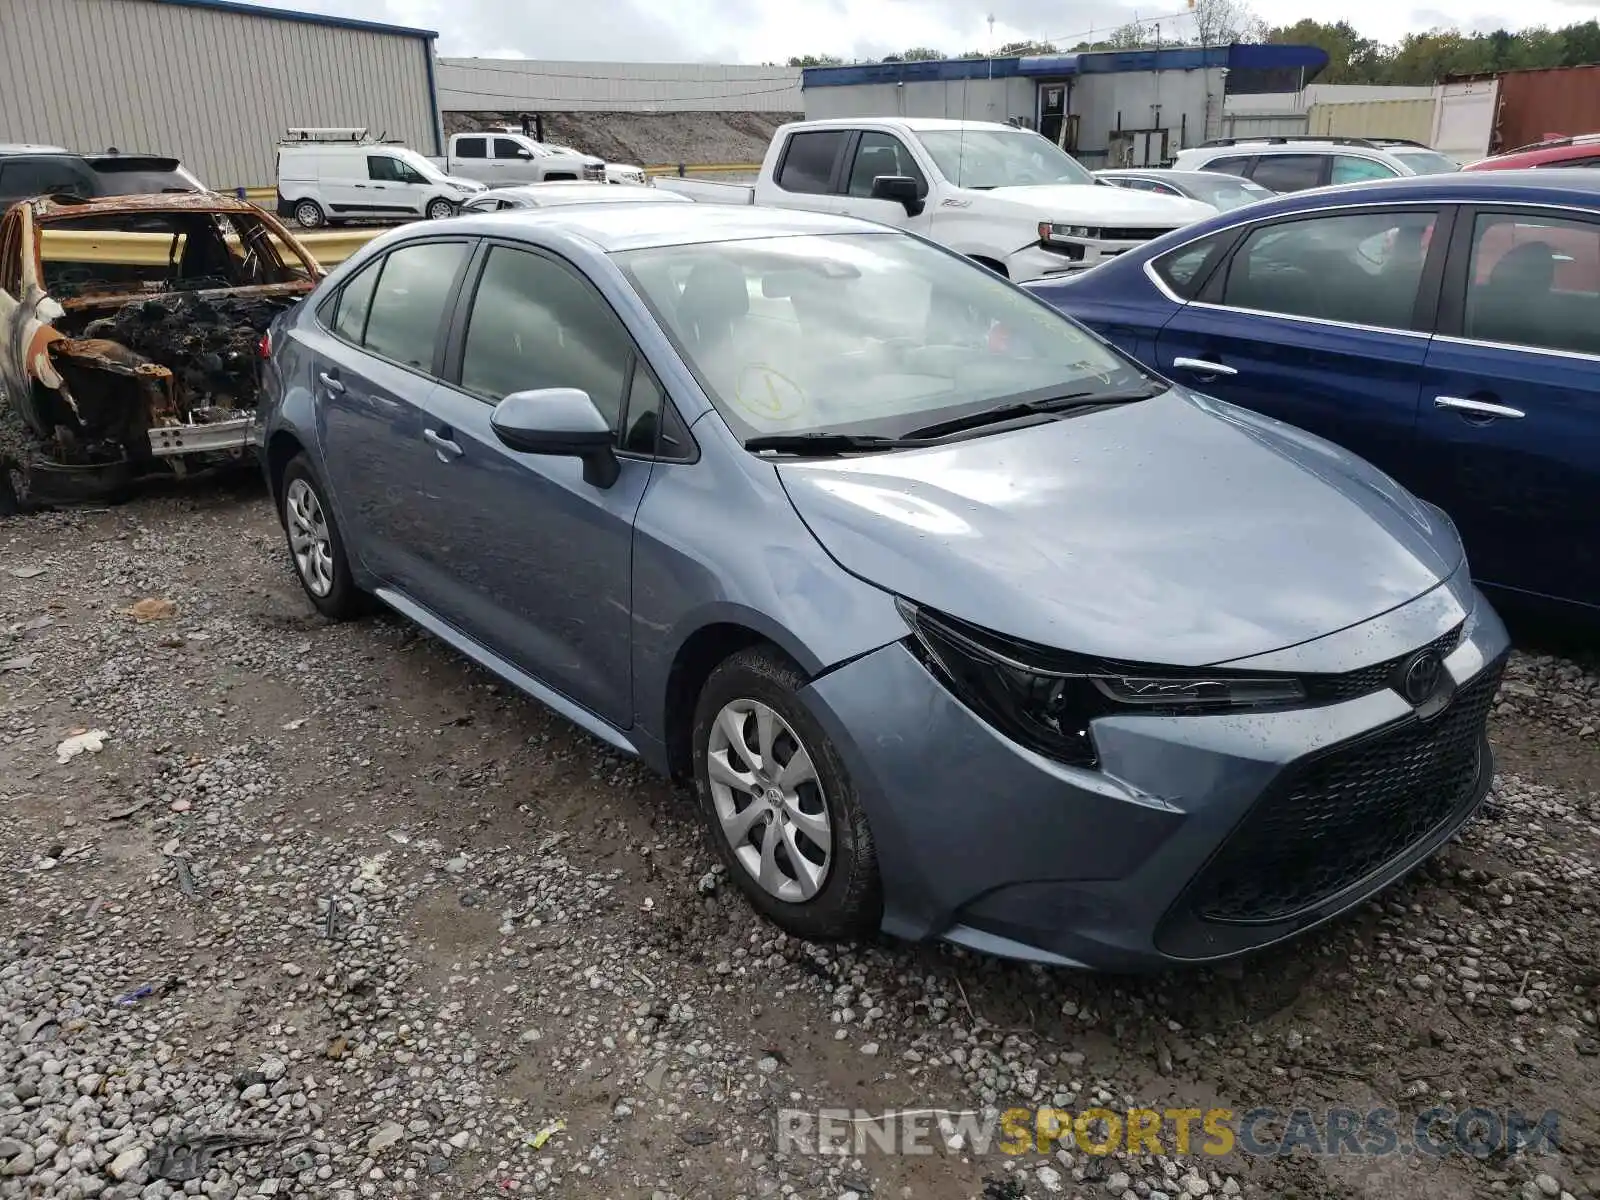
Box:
[490,388,620,488]
[516,149,534,160]
[869,175,925,217]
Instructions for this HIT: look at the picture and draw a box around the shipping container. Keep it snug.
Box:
[1494,64,1600,153]
[1309,97,1437,145]
[1443,64,1600,156]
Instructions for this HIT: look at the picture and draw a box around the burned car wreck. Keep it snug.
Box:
[0,192,324,508]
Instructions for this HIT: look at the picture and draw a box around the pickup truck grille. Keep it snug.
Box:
[1100,227,1174,242]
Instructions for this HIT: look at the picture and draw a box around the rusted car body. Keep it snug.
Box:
[0,192,324,506]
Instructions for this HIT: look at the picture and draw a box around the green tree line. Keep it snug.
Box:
[787,15,1600,86]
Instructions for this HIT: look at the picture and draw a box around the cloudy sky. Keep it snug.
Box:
[251,0,1592,64]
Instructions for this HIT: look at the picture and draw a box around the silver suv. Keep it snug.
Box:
[1171,136,1459,192]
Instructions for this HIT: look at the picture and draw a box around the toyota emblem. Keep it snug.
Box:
[1400,650,1443,705]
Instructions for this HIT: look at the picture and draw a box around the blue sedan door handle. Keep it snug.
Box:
[1435,395,1525,420]
[1172,356,1238,378]
[423,427,463,461]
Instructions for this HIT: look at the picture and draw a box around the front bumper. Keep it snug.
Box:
[1006,237,1164,282]
[801,582,1511,971]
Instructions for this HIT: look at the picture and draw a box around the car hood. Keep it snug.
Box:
[775,391,1464,666]
[983,184,1215,225]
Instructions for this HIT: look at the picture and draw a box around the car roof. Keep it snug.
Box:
[1273,167,1600,203]
[26,190,262,222]
[787,116,1025,134]
[475,183,687,205]
[1183,140,1398,158]
[432,202,879,252]
[0,143,72,156]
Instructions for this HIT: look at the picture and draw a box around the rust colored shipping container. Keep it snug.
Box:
[1492,64,1600,153]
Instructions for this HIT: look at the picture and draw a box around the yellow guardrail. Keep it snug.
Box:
[39,227,384,268]
[646,162,761,176]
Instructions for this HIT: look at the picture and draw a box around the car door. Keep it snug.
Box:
[403,240,659,726]
[1244,154,1327,193]
[764,129,852,215]
[452,135,491,182]
[363,154,419,216]
[832,130,931,232]
[1413,204,1600,609]
[311,238,476,587]
[1153,205,1446,483]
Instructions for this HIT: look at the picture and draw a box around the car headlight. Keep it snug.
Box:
[899,600,1305,769]
[1039,222,1098,243]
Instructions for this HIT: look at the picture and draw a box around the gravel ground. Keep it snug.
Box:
[2,479,1598,1200]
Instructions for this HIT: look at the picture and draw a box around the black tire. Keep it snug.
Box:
[691,645,882,940]
[279,454,366,620]
[293,199,326,229]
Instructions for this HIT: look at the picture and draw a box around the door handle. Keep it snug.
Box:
[423,428,463,461]
[1434,395,1524,420]
[1172,356,1238,378]
[317,371,344,395]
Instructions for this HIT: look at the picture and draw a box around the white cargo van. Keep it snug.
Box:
[275,128,486,228]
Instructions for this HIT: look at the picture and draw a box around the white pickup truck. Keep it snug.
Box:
[427,131,650,188]
[656,117,1214,281]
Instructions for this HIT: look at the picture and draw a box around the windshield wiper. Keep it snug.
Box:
[744,432,934,456]
[901,383,1167,441]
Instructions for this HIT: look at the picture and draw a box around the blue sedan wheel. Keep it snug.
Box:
[692,646,882,939]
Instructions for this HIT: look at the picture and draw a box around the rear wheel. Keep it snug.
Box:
[692,646,881,940]
[426,198,456,220]
[293,199,326,229]
[280,455,365,620]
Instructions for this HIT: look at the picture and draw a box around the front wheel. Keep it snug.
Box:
[692,646,882,940]
[426,198,456,220]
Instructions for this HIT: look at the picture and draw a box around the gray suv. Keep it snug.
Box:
[1172,136,1460,192]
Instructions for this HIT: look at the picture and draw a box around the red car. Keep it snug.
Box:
[1463,133,1600,170]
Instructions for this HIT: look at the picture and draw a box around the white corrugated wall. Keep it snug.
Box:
[0,0,439,189]
[437,59,804,114]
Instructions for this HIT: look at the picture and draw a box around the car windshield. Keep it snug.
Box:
[915,130,1094,189]
[1392,149,1460,175]
[401,149,452,183]
[1189,176,1275,210]
[615,232,1146,443]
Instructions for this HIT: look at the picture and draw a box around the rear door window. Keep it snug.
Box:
[1152,231,1234,299]
[1203,155,1255,178]
[1330,155,1399,185]
[0,158,96,200]
[1219,210,1438,329]
[455,137,487,159]
[360,241,471,372]
[1248,155,1326,192]
[777,131,849,195]
[1461,211,1600,355]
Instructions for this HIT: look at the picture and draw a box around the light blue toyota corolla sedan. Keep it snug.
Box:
[256,202,1510,970]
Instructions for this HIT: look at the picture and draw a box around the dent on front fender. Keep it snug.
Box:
[628,437,911,751]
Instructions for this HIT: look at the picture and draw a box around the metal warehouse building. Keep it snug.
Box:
[0,0,442,189]
[802,43,1330,168]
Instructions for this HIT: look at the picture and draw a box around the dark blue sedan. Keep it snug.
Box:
[1027,170,1600,619]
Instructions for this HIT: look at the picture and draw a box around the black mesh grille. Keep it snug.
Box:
[1305,624,1465,704]
[1185,656,1503,925]
[1100,227,1172,241]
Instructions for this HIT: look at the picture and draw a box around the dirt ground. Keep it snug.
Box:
[2,477,1597,1200]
